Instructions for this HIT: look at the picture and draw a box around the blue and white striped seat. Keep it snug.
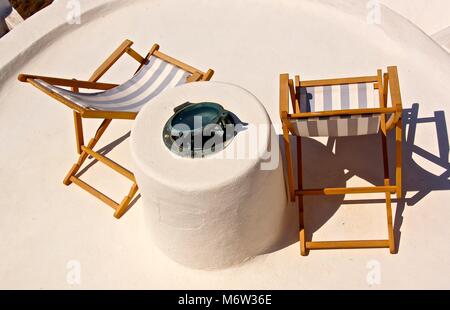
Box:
[289,83,381,137]
[34,56,191,112]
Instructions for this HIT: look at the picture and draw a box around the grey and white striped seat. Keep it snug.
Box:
[289,83,381,137]
[33,56,191,113]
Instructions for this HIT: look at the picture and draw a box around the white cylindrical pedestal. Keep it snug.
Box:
[131,82,287,269]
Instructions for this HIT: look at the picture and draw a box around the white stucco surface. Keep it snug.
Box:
[380,0,450,36]
[0,0,449,289]
[131,82,287,269]
[379,0,450,52]
[433,26,450,52]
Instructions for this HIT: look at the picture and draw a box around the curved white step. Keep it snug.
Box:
[432,26,450,52]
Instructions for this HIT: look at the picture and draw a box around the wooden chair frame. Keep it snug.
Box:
[19,39,214,219]
[280,66,403,255]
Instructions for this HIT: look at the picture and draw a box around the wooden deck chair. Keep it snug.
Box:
[18,39,215,219]
[280,66,403,255]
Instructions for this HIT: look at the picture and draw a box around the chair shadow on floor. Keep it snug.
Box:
[269,103,450,254]
[74,130,141,210]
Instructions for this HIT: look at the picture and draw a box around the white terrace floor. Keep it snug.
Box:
[0,0,449,289]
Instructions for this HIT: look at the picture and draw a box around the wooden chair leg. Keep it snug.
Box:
[71,83,84,155]
[73,111,84,154]
[297,136,307,256]
[283,123,296,202]
[63,119,112,185]
[396,118,403,199]
[114,183,139,219]
[381,132,396,254]
[384,179,396,253]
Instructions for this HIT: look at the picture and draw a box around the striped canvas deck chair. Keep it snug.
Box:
[18,40,214,219]
[280,66,403,255]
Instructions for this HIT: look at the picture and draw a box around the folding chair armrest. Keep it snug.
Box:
[89,39,144,82]
[300,75,378,87]
[201,69,215,81]
[385,112,401,131]
[25,78,87,114]
[18,74,118,90]
[280,74,290,120]
[186,71,203,82]
[186,69,214,82]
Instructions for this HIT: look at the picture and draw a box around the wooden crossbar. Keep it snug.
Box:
[70,176,119,210]
[300,76,378,87]
[126,47,146,64]
[153,50,202,74]
[290,107,397,119]
[80,146,135,182]
[296,186,397,196]
[82,110,137,120]
[18,74,118,90]
[306,240,390,250]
